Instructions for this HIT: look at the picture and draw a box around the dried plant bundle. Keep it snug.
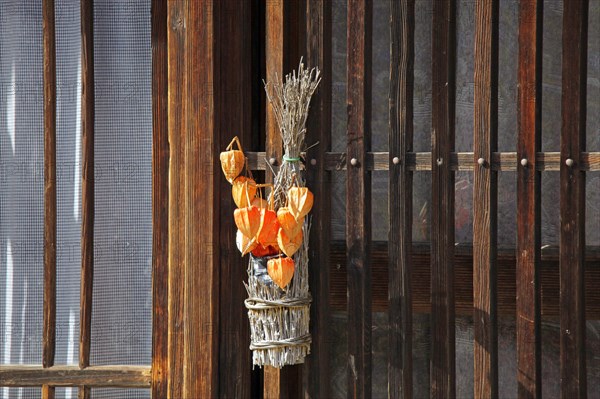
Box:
[244,60,320,368]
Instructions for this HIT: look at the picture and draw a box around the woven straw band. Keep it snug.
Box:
[249,334,312,350]
[283,155,301,162]
[244,296,311,310]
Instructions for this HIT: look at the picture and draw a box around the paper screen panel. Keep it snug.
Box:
[0,0,44,367]
[91,389,150,399]
[89,0,152,366]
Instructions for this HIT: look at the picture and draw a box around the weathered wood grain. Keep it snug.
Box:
[560,0,588,396]
[304,0,332,397]
[516,0,542,397]
[151,0,169,397]
[79,6,94,396]
[0,366,150,388]
[430,0,456,396]
[42,2,57,394]
[473,0,499,397]
[327,242,600,318]
[346,0,372,397]
[389,0,414,397]
[215,0,252,397]
[43,1,57,397]
[264,0,305,394]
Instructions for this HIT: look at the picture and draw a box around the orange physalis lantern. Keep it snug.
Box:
[277,207,303,237]
[251,197,268,209]
[236,229,257,255]
[251,244,279,258]
[267,256,295,289]
[220,136,245,183]
[232,176,257,208]
[276,228,303,258]
[287,186,314,220]
[234,205,261,241]
[257,209,280,248]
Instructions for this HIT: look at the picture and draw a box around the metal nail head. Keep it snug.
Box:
[269,157,277,165]
[477,157,485,166]
[566,158,574,167]
[392,157,400,165]
[436,158,443,166]
[520,158,528,167]
[350,158,358,167]
[310,158,317,166]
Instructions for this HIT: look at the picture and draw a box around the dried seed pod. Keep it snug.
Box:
[267,256,295,289]
[232,176,257,208]
[287,186,314,219]
[251,197,268,209]
[220,136,245,183]
[276,227,303,258]
[236,229,257,255]
[257,209,280,248]
[276,207,304,238]
[234,205,260,241]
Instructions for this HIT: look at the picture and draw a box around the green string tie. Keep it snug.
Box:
[283,155,301,162]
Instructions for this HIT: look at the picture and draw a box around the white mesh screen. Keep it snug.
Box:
[0,1,45,373]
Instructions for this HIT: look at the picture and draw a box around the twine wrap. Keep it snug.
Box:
[244,221,312,368]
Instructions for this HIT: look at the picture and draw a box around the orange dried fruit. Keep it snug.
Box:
[234,205,260,240]
[257,209,280,248]
[220,136,245,183]
[251,197,268,209]
[267,256,295,289]
[276,227,303,258]
[236,229,257,255]
[276,207,303,237]
[287,186,314,219]
[232,176,257,208]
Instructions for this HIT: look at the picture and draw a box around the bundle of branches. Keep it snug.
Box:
[264,60,321,208]
[242,61,320,368]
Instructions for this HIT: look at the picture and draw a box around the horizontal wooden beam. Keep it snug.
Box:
[0,366,150,388]
[328,242,600,319]
[246,151,600,171]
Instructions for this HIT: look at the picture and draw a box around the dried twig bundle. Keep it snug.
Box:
[264,59,321,207]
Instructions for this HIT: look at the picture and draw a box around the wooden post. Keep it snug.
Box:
[79,0,94,397]
[151,0,169,397]
[215,0,253,397]
[346,0,372,397]
[560,0,588,396]
[304,0,332,397]
[430,0,456,397]
[389,0,414,397]
[473,0,499,397]
[42,0,57,398]
[516,0,542,397]
[264,0,304,395]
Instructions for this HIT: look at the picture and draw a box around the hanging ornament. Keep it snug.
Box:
[236,229,257,256]
[276,227,303,258]
[234,205,260,242]
[220,136,245,183]
[267,256,295,289]
[287,186,314,220]
[232,176,257,208]
[276,207,304,238]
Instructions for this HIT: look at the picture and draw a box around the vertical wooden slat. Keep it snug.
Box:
[42,0,57,397]
[473,0,499,397]
[304,0,332,397]
[346,0,372,397]
[430,0,456,397]
[264,0,304,395]
[183,0,219,397]
[388,0,414,397]
[516,0,542,397]
[216,0,252,397]
[79,6,94,399]
[151,0,169,397]
[560,0,588,396]
[166,0,186,397]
